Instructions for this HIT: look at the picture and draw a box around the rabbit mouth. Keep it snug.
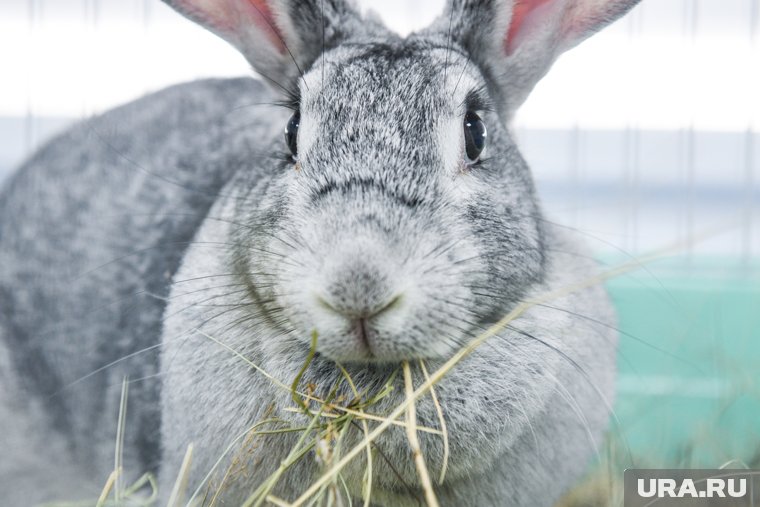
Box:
[310,292,409,360]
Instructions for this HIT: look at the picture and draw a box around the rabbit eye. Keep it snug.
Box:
[463,111,487,163]
[285,111,300,159]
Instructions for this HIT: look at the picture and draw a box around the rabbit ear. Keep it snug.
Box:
[162,0,365,91]
[439,0,640,118]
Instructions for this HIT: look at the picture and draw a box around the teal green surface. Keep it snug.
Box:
[606,258,760,466]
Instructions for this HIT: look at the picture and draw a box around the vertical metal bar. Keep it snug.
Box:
[624,127,641,253]
[744,128,756,264]
[688,0,698,259]
[141,0,153,97]
[676,2,686,254]
[82,0,90,118]
[570,123,581,229]
[744,0,759,265]
[684,126,695,257]
[81,0,100,118]
[24,0,39,158]
[680,0,698,260]
[142,0,152,30]
[625,4,643,254]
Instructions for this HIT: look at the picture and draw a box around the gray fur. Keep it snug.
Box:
[0,0,638,505]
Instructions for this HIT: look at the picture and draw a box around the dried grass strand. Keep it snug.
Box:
[95,470,118,507]
[419,360,449,485]
[113,377,129,502]
[282,407,442,436]
[167,444,194,507]
[403,361,440,507]
[337,363,373,507]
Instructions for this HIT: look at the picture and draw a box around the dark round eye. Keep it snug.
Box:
[285,111,300,158]
[463,111,487,163]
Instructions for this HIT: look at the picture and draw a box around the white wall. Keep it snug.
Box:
[2,0,758,130]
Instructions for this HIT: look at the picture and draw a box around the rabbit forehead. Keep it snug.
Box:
[302,40,475,116]
[297,41,483,181]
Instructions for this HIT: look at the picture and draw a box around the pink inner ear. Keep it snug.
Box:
[505,0,555,54]
[244,0,287,54]
[187,0,286,54]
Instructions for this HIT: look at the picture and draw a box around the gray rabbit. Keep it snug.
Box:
[0,0,640,505]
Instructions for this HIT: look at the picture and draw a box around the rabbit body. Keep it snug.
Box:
[0,0,639,505]
[0,77,274,505]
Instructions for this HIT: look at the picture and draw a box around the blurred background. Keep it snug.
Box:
[2,0,759,257]
[1,0,759,497]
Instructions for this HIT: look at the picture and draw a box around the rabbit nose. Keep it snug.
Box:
[315,259,404,347]
[316,263,403,319]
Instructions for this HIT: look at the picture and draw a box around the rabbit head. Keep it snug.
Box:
[164,0,638,363]
[156,0,639,502]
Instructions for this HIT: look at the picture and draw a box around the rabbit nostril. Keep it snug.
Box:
[376,293,403,316]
